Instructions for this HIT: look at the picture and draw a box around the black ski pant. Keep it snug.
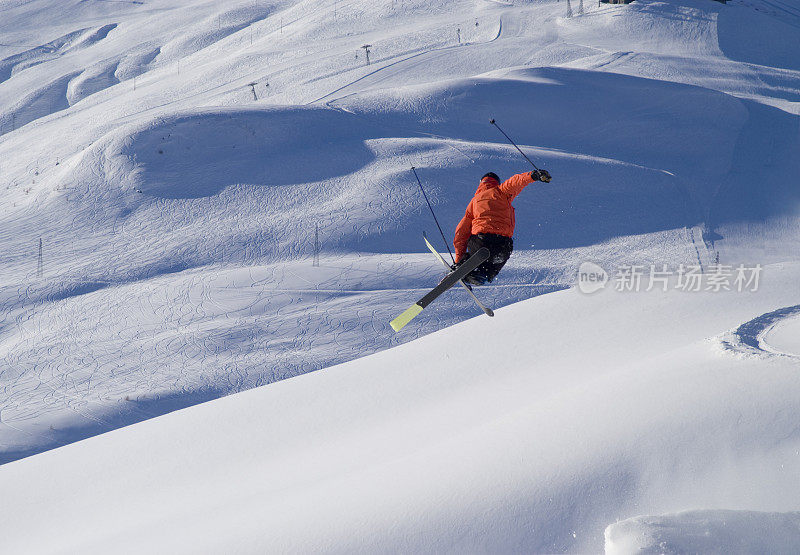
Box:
[466,233,513,283]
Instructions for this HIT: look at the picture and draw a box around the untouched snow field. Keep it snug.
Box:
[1,0,799,552]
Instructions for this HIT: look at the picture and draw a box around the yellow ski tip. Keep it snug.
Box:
[390,304,423,332]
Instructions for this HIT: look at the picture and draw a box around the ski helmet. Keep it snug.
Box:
[481,172,499,182]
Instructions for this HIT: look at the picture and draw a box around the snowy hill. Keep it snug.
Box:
[1,0,799,551]
[3,267,800,552]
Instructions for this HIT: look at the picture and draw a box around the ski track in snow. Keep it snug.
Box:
[0,247,565,462]
[722,304,800,359]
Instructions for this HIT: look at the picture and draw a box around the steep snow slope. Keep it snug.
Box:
[0,0,798,519]
[2,264,800,553]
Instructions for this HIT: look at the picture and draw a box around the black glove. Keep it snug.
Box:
[450,259,465,272]
[531,169,552,183]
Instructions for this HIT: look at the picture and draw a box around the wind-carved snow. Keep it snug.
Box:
[0,24,118,84]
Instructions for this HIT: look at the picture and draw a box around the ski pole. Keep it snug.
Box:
[411,166,456,264]
[489,118,540,171]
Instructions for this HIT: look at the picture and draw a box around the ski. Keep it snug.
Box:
[423,234,494,317]
[390,247,490,332]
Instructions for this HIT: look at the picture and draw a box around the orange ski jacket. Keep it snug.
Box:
[453,172,535,262]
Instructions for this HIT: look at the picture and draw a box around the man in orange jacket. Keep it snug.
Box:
[453,169,551,285]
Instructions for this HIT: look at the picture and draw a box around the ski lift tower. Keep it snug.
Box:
[361,44,372,65]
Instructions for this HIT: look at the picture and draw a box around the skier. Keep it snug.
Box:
[452,169,551,285]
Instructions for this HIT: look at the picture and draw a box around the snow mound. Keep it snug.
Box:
[605,510,800,554]
[121,106,379,198]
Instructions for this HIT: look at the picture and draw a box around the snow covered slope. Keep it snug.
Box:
[1,0,799,550]
[2,265,800,553]
[605,510,800,554]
